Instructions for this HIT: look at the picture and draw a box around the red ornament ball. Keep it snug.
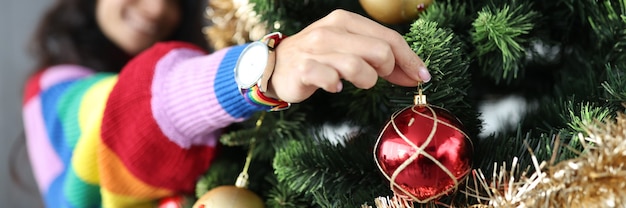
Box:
[374,104,473,203]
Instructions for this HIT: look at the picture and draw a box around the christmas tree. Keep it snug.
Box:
[191,0,626,207]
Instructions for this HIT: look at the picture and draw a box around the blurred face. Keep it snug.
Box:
[96,0,181,55]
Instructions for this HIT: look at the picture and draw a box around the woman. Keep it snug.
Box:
[24,0,431,207]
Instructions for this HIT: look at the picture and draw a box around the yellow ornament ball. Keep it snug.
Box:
[359,0,433,24]
[193,185,265,208]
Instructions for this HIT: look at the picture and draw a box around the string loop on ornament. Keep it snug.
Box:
[236,112,266,188]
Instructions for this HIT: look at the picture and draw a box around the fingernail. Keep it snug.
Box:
[336,82,343,93]
[418,67,431,83]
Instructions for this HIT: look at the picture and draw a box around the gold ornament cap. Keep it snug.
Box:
[414,85,427,106]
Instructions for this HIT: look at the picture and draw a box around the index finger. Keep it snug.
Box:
[311,10,431,83]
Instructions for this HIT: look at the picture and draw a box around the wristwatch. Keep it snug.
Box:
[234,32,290,111]
[234,32,284,92]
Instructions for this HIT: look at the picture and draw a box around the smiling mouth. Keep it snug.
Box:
[125,9,158,36]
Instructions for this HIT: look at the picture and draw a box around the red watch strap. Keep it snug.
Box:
[261,32,286,49]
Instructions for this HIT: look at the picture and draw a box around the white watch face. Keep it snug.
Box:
[235,42,269,88]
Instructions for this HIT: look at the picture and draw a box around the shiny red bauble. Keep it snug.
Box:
[374,104,473,203]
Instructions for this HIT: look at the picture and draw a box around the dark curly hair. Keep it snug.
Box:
[29,0,208,73]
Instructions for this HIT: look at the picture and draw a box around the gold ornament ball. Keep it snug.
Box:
[359,0,433,24]
[193,185,265,208]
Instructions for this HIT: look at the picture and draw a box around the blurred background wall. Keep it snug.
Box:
[1,0,50,207]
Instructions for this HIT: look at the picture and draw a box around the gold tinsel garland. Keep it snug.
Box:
[203,0,268,50]
[467,113,626,207]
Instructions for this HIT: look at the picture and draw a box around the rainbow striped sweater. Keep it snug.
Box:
[22,41,266,207]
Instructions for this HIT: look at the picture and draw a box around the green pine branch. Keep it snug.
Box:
[478,97,614,174]
[602,64,626,103]
[266,181,310,208]
[250,0,365,34]
[471,1,539,83]
[272,132,388,207]
[420,0,474,38]
[195,145,247,198]
[404,18,481,137]
[565,101,614,134]
[587,0,626,63]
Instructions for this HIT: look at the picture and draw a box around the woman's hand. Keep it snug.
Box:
[266,9,431,103]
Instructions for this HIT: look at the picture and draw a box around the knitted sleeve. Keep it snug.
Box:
[22,41,265,207]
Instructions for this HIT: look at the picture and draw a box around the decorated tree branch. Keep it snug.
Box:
[182,0,626,207]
